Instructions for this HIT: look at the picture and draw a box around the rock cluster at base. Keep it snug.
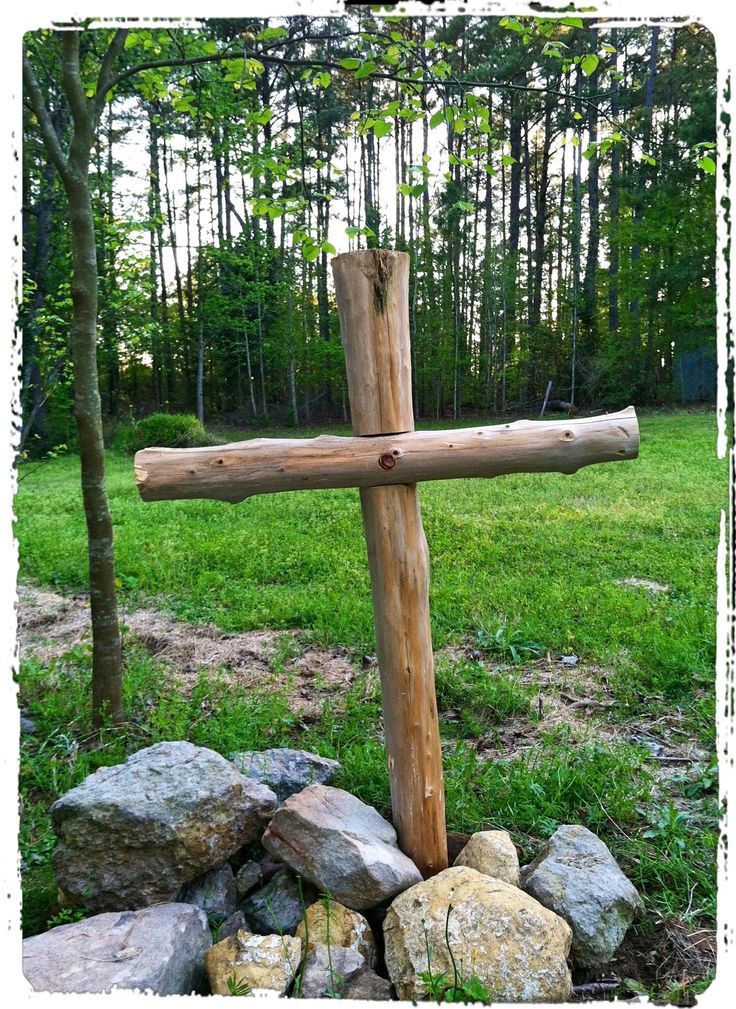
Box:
[453,829,520,885]
[51,741,277,912]
[22,903,211,995]
[383,865,573,1002]
[522,823,645,969]
[205,930,302,995]
[262,783,422,909]
[230,747,341,802]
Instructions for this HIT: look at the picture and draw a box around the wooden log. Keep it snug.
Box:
[135,407,640,504]
[333,249,448,877]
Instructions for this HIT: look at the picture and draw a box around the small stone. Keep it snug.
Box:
[262,784,421,910]
[230,747,341,802]
[242,868,317,936]
[383,865,572,1002]
[205,930,302,996]
[218,910,249,941]
[235,860,262,900]
[22,903,211,995]
[51,741,277,912]
[453,830,520,886]
[298,944,365,998]
[20,713,37,736]
[522,824,645,969]
[179,864,237,920]
[296,899,377,967]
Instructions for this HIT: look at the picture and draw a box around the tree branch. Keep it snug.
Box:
[61,31,90,129]
[94,29,129,121]
[22,58,69,182]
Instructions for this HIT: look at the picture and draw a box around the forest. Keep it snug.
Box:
[21,12,717,454]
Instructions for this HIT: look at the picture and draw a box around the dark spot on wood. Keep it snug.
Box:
[217,458,224,464]
[379,453,396,470]
[360,249,395,312]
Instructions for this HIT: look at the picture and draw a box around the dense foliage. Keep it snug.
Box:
[22,14,716,453]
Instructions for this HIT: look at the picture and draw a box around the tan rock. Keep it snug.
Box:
[383,866,572,1003]
[205,930,302,996]
[296,899,377,967]
[453,830,520,885]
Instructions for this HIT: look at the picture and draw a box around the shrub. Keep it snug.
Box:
[112,413,213,453]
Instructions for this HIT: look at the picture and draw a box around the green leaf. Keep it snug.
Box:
[124,32,139,49]
[600,43,617,53]
[345,225,359,238]
[429,109,445,129]
[581,54,599,77]
[302,243,320,262]
[697,155,716,174]
[339,58,362,70]
[501,154,517,166]
[373,119,392,138]
[559,17,584,28]
[257,26,288,41]
[452,117,467,134]
[570,135,580,147]
[573,111,584,121]
[314,71,331,89]
[582,143,597,161]
[354,61,378,80]
[321,240,336,254]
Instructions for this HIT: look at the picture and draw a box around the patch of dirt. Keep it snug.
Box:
[17,585,357,719]
[615,577,670,594]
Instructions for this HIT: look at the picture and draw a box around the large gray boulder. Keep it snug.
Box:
[522,824,645,969]
[22,903,211,995]
[230,748,341,802]
[383,866,573,1002]
[52,741,277,912]
[262,784,421,910]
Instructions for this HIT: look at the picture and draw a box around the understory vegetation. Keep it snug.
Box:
[16,409,724,1003]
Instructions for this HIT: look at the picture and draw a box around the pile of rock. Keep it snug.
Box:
[22,741,644,1000]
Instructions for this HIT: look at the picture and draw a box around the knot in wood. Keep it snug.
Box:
[378,453,396,470]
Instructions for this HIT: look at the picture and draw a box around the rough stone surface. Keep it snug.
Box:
[22,903,211,995]
[218,910,249,941]
[230,748,341,802]
[51,741,277,912]
[383,866,572,1002]
[180,864,237,920]
[296,899,377,967]
[242,868,317,936]
[235,860,262,900]
[205,930,301,996]
[522,824,645,969]
[453,830,520,886]
[262,784,421,910]
[343,967,395,1001]
[299,944,366,998]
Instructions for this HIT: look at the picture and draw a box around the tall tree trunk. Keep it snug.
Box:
[581,25,600,359]
[608,30,621,340]
[24,30,126,725]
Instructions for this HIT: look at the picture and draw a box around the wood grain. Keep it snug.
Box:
[135,407,640,503]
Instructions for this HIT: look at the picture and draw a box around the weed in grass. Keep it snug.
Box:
[473,624,544,665]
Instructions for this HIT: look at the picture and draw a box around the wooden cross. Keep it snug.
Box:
[135,249,639,878]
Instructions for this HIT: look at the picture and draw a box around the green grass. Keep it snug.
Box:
[17,411,725,701]
[16,410,725,997]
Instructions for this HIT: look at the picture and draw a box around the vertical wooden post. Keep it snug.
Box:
[332,249,448,877]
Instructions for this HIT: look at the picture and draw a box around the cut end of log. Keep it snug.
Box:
[133,457,148,496]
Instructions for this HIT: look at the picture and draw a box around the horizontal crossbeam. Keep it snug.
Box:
[135,406,639,504]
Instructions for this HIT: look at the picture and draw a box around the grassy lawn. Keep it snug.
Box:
[15,409,725,1001]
